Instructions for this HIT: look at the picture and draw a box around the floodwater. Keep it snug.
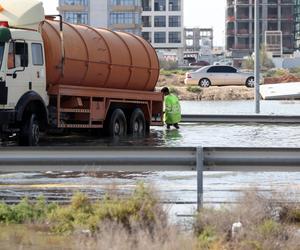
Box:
[1,100,300,220]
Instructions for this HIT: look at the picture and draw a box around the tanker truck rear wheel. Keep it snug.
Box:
[128,108,146,136]
[108,109,127,137]
[19,114,40,146]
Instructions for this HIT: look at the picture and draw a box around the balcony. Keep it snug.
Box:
[268,0,278,5]
[227,29,235,35]
[232,44,250,50]
[237,29,250,35]
[281,15,293,21]
[267,14,278,19]
[57,4,87,12]
[236,0,250,5]
[280,0,293,4]
[111,5,142,12]
[110,23,140,30]
[227,0,234,7]
[236,14,250,20]
[227,16,235,22]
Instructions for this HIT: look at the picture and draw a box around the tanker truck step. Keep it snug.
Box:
[60,108,90,113]
[59,124,102,129]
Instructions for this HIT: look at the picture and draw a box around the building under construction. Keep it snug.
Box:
[295,0,300,50]
[226,0,294,66]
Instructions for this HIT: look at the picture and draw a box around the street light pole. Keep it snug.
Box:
[254,0,260,113]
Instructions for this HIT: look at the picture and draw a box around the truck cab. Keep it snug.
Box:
[0,23,48,145]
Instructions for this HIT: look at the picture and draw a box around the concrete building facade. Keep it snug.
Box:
[295,0,300,49]
[183,28,214,63]
[141,0,184,51]
[58,0,184,61]
[184,28,213,52]
[58,0,142,34]
[226,0,294,66]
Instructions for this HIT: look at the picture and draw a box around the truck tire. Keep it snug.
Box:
[128,108,146,136]
[108,109,127,137]
[19,114,40,146]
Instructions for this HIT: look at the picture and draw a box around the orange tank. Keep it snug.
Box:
[40,20,159,91]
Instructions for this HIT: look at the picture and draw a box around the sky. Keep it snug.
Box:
[41,0,226,46]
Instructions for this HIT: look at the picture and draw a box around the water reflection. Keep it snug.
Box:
[164,129,183,146]
[2,101,300,211]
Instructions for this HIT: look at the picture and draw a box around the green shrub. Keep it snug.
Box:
[289,67,300,74]
[47,207,75,233]
[12,198,36,223]
[160,69,188,76]
[197,227,218,249]
[71,192,92,214]
[0,202,12,223]
[159,60,178,70]
[186,86,202,93]
[0,184,163,234]
[288,68,300,78]
[273,68,288,77]
[242,44,274,70]
[47,183,161,233]
[258,219,280,238]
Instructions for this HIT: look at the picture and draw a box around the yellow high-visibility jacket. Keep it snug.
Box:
[164,94,181,124]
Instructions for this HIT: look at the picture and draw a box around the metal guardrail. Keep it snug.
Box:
[1,146,300,209]
[181,114,300,124]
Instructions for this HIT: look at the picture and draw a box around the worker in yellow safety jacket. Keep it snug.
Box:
[161,87,181,129]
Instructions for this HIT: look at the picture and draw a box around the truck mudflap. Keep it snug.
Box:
[0,109,15,124]
[0,81,8,105]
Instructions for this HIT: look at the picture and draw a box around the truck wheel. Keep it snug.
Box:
[108,109,127,137]
[128,108,146,136]
[19,114,40,146]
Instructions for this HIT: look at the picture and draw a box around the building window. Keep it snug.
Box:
[169,32,181,43]
[154,16,166,27]
[110,12,140,24]
[142,16,151,27]
[186,31,193,37]
[169,0,180,11]
[142,0,152,11]
[142,32,152,42]
[186,39,193,46]
[169,16,180,27]
[154,32,166,43]
[64,12,88,24]
[154,0,166,11]
[60,0,88,5]
[111,0,140,5]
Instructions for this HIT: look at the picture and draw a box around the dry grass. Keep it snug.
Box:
[0,188,300,249]
[194,191,300,250]
[75,221,197,250]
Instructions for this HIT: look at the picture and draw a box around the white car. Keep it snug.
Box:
[184,65,255,88]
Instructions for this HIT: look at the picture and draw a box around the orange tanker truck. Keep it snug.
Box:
[0,0,163,145]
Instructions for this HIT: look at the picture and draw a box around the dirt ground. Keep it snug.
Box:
[157,74,254,101]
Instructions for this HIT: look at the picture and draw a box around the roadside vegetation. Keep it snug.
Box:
[157,63,300,101]
[242,45,275,71]
[0,185,300,249]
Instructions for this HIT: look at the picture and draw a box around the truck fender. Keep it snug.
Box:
[15,91,49,129]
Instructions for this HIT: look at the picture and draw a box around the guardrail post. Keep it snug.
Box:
[196,147,204,211]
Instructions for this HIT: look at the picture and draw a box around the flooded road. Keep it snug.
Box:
[1,100,300,218]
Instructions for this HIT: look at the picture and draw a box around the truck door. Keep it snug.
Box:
[30,42,47,102]
[6,41,31,108]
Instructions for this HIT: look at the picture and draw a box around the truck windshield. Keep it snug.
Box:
[0,42,4,70]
